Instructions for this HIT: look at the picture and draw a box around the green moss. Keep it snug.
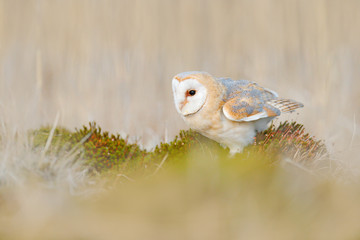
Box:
[31,121,326,175]
[253,121,326,165]
[31,126,73,153]
[69,122,147,173]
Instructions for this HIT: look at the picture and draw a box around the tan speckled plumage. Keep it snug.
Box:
[172,71,303,154]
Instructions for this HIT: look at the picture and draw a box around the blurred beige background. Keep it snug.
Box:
[0,0,359,151]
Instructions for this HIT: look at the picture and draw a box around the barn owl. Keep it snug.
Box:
[172,71,303,154]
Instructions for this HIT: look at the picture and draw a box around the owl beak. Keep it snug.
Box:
[179,99,188,111]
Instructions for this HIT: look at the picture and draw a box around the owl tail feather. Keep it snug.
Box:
[268,99,304,113]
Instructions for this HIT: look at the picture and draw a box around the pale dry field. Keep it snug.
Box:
[0,1,360,239]
[1,0,359,149]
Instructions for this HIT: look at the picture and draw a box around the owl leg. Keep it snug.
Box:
[219,143,228,149]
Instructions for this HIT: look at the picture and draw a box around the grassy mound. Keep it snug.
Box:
[31,121,326,176]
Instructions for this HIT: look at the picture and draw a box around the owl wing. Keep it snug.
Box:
[221,81,303,122]
[223,97,281,122]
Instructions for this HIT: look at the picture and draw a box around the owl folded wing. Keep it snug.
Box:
[222,97,303,122]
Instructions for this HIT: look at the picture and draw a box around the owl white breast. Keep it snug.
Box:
[172,71,304,154]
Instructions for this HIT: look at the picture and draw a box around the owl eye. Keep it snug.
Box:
[188,90,196,96]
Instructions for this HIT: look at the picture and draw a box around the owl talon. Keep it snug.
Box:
[229,147,244,156]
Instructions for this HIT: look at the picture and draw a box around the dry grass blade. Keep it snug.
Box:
[151,153,168,176]
[41,111,60,158]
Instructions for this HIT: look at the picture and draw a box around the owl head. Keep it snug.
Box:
[172,71,218,116]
